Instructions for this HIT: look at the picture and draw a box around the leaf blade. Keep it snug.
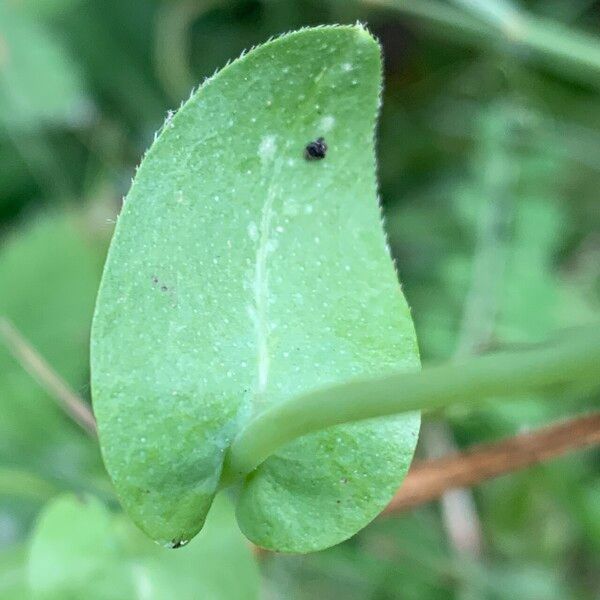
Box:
[92,24,420,552]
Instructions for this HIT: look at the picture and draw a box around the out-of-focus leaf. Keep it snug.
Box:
[0,212,104,542]
[27,493,260,600]
[0,467,57,502]
[16,0,82,20]
[0,4,89,129]
[0,545,27,599]
[91,25,420,553]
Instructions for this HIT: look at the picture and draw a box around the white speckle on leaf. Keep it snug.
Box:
[259,134,277,164]
[342,62,353,72]
[247,221,259,241]
[319,115,335,132]
[304,204,314,215]
[283,198,299,216]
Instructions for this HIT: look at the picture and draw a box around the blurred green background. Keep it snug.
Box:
[0,0,599,598]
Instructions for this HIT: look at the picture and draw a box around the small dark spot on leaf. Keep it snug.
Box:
[151,275,158,285]
[170,538,189,549]
[304,137,327,160]
[161,285,168,292]
[340,477,348,484]
[75,493,88,505]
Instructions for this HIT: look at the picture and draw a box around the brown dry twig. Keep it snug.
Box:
[384,411,600,514]
[0,317,97,437]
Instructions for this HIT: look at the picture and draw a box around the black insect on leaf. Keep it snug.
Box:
[305,137,328,160]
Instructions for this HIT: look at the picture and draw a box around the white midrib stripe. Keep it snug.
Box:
[250,166,280,396]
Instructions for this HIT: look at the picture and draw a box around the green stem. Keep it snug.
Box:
[364,0,600,82]
[154,0,216,102]
[221,326,600,486]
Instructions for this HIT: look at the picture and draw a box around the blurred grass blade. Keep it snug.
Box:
[365,0,488,39]
[365,0,600,83]
[450,0,523,33]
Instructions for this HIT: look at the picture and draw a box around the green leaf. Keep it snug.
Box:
[27,493,260,600]
[0,546,28,599]
[91,25,420,553]
[0,4,88,129]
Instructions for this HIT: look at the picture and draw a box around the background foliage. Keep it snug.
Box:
[0,0,598,598]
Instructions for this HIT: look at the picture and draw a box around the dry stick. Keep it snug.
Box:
[0,317,97,437]
[420,423,483,556]
[384,411,600,514]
